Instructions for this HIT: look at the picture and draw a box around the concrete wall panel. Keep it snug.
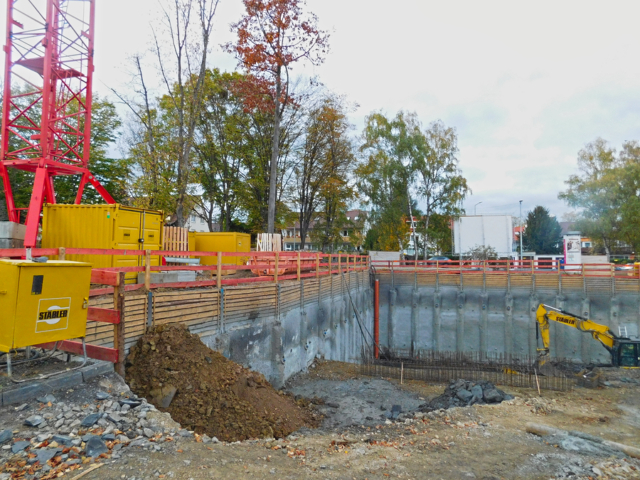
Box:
[375,272,640,365]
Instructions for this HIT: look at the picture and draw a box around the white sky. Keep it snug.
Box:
[5,0,640,220]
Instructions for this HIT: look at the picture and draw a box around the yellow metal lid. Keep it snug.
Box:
[0,259,92,267]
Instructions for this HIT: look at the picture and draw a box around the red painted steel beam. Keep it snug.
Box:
[90,269,121,286]
[0,0,113,236]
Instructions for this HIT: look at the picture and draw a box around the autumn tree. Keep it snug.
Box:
[236,77,308,232]
[227,0,329,233]
[117,0,219,224]
[294,94,356,249]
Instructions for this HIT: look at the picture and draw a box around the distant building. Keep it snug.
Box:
[282,210,369,252]
[165,212,220,233]
[453,215,514,258]
[185,212,219,233]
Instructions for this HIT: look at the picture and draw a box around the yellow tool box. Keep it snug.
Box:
[0,259,92,352]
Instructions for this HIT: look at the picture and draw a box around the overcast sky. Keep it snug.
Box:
[5,0,639,220]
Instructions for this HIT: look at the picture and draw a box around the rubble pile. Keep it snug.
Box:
[125,324,319,442]
[421,379,513,411]
[0,384,184,480]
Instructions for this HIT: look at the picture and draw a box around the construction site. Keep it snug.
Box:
[1,1,640,479]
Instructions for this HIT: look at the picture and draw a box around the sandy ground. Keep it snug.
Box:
[67,361,640,480]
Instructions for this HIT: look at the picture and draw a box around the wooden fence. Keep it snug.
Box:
[372,259,640,295]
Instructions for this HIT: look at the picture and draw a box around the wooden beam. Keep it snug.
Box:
[91,269,120,286]
[87,307,120,325]
[36,341,118,364]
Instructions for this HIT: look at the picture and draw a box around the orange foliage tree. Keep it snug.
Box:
[226,0,329,233]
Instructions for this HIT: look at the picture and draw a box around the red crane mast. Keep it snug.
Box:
[0,0,114,248]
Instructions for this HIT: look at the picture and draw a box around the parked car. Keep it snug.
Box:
[426,256,451,267]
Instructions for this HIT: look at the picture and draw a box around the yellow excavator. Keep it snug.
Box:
[536,304,640,368]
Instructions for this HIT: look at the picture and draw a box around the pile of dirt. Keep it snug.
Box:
[125,324,319,442]
[421,379,513,411]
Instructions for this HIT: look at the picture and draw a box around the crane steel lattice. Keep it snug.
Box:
[0,0,114,248]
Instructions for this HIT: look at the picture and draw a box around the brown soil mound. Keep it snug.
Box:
[125,324,319,441]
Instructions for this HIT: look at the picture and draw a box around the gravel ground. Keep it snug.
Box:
[2,361,640,479]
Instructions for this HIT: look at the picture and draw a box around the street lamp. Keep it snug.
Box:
[519,200,523,265]
[474,201,482,215]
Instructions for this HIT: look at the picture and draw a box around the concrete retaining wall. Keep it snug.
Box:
[208,272,373,387]
[376,270,640,364]
[87,271,373,388]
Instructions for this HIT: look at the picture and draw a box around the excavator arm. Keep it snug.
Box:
[535,304,617,366]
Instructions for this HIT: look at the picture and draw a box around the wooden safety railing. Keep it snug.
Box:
[370,258,634,279]
[0,248,369,294]
[0,248,368,371]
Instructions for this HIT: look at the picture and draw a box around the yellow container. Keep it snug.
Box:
[41,204,164,283]
[195,232,251,269]
[0,259,92,352]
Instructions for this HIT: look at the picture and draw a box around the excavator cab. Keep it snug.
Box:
[613,342,640,368]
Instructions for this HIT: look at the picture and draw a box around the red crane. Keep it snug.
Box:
[0,0,114,248]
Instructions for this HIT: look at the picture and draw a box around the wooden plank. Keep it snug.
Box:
[87,307,120,325]
[36,341,118,363]
[91,269,120,286]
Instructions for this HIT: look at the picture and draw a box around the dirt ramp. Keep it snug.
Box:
[125,324,318,441]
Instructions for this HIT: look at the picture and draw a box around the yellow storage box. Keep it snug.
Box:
[41,204,164,283]
[0,259,92,352]
[195,232,251,270]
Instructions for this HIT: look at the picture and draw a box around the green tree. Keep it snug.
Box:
[1,93,127,220]
[413,120,469,258]
[192,69,248,231]
[54,97,129,204]
[417,212,452,256]
[465,244,497,260]
[522,206,562,254]
[559,139,625,254]
[356,111,422,252]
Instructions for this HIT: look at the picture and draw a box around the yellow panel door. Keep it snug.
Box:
[12,264,91,349]
[0,263,19,352]
[114,208,143,282]
[142,211,163,268]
